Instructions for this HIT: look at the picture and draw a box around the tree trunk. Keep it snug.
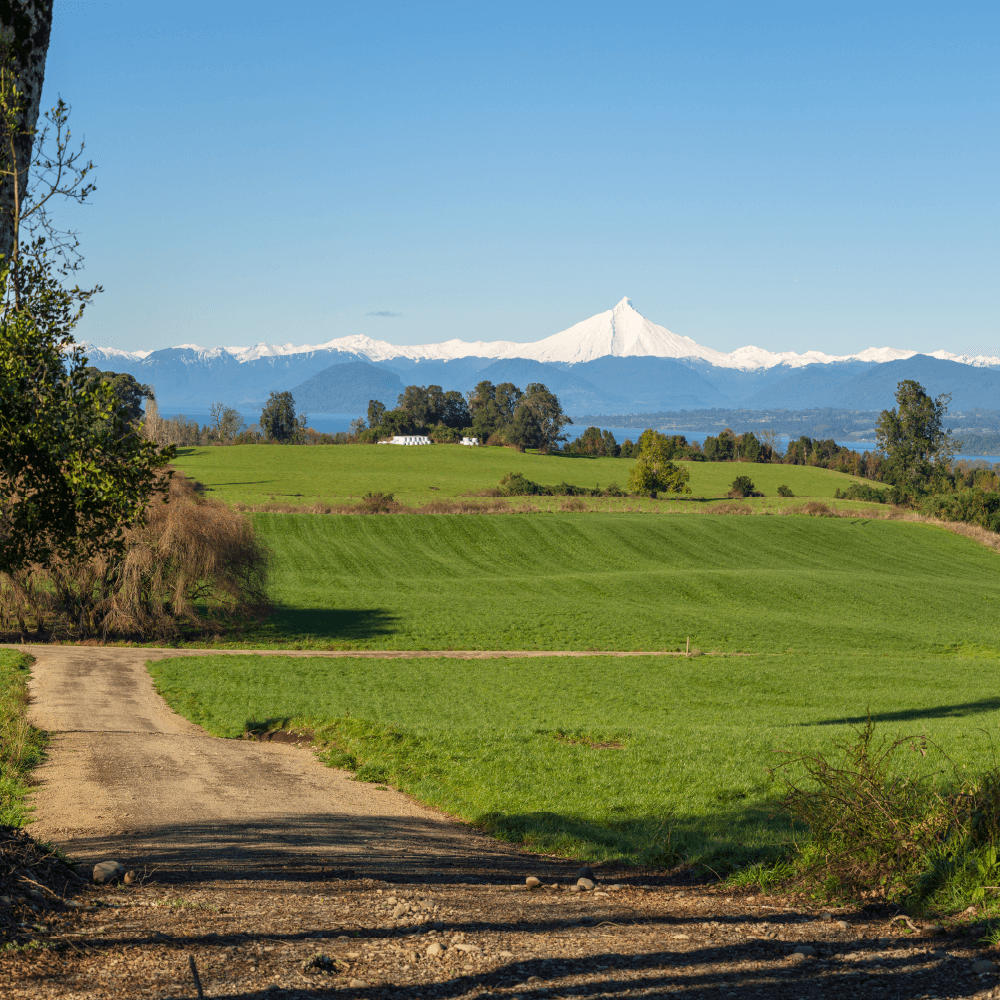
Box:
[0,1,53,265]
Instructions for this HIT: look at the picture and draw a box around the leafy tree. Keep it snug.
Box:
[777,484,794,497]
[626,430,693,497]
[397,384,434,426]
[85,369,154,424]
[519,383,571,453]
[440,389,470,429]
[703,428,736,461]
[367,398,386,427]
[0,32,171,576]
[730,475,756,497]
[507,401,542,450]
[565,425,619,457]
[495,382,523,424]
[467,380,502,441]
[382,409,413,436]
[627,455,691,498]
[876,379,956,495]
[394,384,470,429]
[259,390,299,442]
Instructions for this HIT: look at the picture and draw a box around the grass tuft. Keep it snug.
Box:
[0,651,46,827]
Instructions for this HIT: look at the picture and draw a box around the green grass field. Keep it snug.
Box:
[149,648,1000,866]
[249,512,1000,653]
[148,448,1000,871]
[172,443,865,508]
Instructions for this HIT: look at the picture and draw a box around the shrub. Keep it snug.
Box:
[765,721,1000,911]
[914,488,1000,533]
[802,501,832,516]
[0,469,271,641]
[729,475,758,498]
[835,482,890,504]
[777,485,794,498]
[358,492,401,513]
[497,472,544,496]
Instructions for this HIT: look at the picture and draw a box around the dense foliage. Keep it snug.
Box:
[876,379,955,496]
[348,379,572,452]
[0,63,171,576]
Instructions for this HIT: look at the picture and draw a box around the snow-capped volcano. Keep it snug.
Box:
[80,296,999,371]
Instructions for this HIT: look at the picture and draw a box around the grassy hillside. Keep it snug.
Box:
[150,648,1000,866]
[152,510,1000,868]
[250,512,1000,652]
[171,443,865,507]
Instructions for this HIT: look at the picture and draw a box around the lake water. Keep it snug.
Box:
[156,409,999,462]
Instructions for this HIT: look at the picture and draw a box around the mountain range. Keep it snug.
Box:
[80,297,1000,417]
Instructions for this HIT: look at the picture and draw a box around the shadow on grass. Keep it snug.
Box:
[475,801,788,870]
[259,606,399,642]
[805,698,1000,726]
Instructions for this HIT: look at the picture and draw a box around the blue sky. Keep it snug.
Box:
[44,1,997,356]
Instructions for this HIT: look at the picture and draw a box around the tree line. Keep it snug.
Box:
[353,379,572,453]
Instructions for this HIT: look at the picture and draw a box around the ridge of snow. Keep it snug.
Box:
[78,341,153,360]
[81,299,1000,371]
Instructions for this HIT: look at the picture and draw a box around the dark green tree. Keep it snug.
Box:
[520,383,571,453]
[85,369,154,424]
[260,390,298,442]
[367,398,386,427]
[467,380,502,440]
[495,382,523,424]
[876,380,956,495]
[508,401,542,449]
[440,389,469,429]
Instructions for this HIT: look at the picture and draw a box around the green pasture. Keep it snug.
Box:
[249,512,1000,653]
[171,443,865,507]
[149,649,1000,866]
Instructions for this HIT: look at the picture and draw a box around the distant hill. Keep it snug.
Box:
[289,362,404,414]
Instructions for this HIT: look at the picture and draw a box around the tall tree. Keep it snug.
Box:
[367,398,387,427]
[876,379,956,494]
[519,383,571,453]
[259,391,299,442]
[0,1,52,265]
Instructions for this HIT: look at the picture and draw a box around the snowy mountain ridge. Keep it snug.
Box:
[80,297,999,372]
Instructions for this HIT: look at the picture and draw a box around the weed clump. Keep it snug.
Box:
[356,492,402,514]
[737,721,1000,913]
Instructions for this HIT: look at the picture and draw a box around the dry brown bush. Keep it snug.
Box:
[707,501,754,515]
[559,497,589,512]
[0,470,270,641]
[802,501,833,516]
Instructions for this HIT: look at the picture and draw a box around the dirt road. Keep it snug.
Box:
[22,643,535,883]
[7,643,996,999]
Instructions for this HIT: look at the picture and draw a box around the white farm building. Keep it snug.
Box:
[383,435,432,445]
